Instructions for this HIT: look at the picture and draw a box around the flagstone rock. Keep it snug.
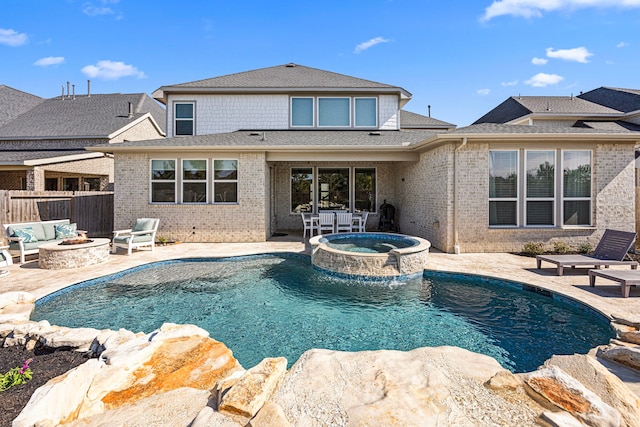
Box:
[271,346,540,426]
[191,406,243,427]
[598,345,640,372]
[0,301,34,323]
[219,357,287,418]
[485,370,522,390]
[66,387,211,427]
[0,291,35,309]
[12,359,102,427]
[545,354,640,427]
[611,314,640,329]
[249,401,291,427]
[38,326,102,350]
[540,411,585,427]
[524,366,621,427]
[611,322,640,345]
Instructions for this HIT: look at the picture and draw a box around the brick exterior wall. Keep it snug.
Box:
[272,161,399,232]
[113,152,269,243]
[165,94,400,136]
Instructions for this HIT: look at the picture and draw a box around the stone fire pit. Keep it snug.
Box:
[38,238,111,270]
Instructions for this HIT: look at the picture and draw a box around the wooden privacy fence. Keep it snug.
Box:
[0,191,114,237]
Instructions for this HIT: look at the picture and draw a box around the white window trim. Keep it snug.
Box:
[289,166,314,214]
[353,97,378,128]
[353,167,378,213]
[317,97,352,128]
[560,149,593,227]
[181,158,208,204]
[290,97,315,128]
[489,150,519,228]
[150,158,177,204]
[213,159,239,205]
[173,101,195,137]
[524,150,556,227]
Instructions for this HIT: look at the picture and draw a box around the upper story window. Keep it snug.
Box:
[174,102,194,136]
[290,97,377,128]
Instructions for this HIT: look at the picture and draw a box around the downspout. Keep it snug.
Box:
[453,137,467,254]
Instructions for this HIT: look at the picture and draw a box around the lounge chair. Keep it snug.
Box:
[536,229,638,276]
[112,218,160,255]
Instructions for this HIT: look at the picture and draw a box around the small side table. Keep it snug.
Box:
[0,245,12,267]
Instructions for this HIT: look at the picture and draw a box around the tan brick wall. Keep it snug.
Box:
[272,162,398,232]
[395,144,455,252]
[114,152,269,242]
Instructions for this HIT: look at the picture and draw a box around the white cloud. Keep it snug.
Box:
[546,47,593,63]
[502,80,519,86]
[482,0,640,21]
[617,41,629,48]
[525,72,564,87]
[531,57,548,65]
[34,56,65,67]
[83,0,121,16]
[477,88,491,96]
[0,28,28,46]
[81,60,146,80]
[354,37,390,54]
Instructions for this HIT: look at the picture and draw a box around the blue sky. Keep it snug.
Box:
[1,0,639,126]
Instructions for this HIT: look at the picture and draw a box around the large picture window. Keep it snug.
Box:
[354,98,377,127]
[525,150,555,226]
[318,168,350,210]
[489,151,518,226]
[354,168,376,212]
[213,160,238,203]
[151,160,176,203]
[318,98,350,127]
[290,97,377,129]
[563,150,592,226]
[174,102,194,136]
[291,98,314,127]
[291,168,313,212]
[182,160,207,203]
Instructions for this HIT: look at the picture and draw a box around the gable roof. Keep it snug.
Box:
[473,96,620,124]
[0,93,166,140]
[153,63,412,104]
[0,85,43,128]
[399,110,455,130]
[578,87,640,113]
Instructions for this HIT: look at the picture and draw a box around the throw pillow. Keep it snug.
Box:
[12,227,38,243]
[55,223,78,239]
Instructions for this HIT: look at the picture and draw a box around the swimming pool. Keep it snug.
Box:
[31,254,613,373]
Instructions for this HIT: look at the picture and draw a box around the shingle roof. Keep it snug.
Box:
[474,96,620,124]
[0,85,43,128]
[399,110,455,129]
[574,120,640,132]
[0,149,102,165]
[448,123,638,135]
[89,129,436,150]
[154,63,412,101]
[0,93,165,139]
[578,87,640,113]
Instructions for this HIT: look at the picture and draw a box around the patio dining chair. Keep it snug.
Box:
[352,212,369,232]
[336,212,353,233]
[317,212,335,235]
[300,212,314,238]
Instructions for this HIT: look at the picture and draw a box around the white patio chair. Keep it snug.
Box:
[352,211,369,232]
[317,212,335,235]
[300,213,314,238]
[112,218,160,255]
[336,212,353,233]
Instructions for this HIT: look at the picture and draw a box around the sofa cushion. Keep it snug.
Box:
[11,227,39,243]
[132,218,157,232]
[43,220,70,241]
[55,223,78,239]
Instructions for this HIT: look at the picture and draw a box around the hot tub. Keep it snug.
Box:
[309,232,431,278]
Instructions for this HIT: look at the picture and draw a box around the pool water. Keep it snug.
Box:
[32,254,613,373]
[325,236,415,253]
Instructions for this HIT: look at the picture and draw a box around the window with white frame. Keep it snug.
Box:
[174,102,194,136]
[354,98,377,127]
[182,159,207,203]
[151,159,176,203]
[318,168,350,210]
[318,97,350,127]
[291,98,314,127]
[525,150,555,226]
[489,151,518,226]
[291,167,313,212]
[213,160,238,203]
[488,149,593,227]
[562,150,592,226]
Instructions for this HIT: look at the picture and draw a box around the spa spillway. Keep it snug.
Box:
[309,232,431,278]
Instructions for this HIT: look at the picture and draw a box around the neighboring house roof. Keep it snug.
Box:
[399,110,455,130]
[578,87,640,113]
[440,122,640,136]
[0,85,43,128]
[574,120,640,132]
[0,149,103,166]
[0,93,166,140]
[473,96,620,124]
[153,63,412,104]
